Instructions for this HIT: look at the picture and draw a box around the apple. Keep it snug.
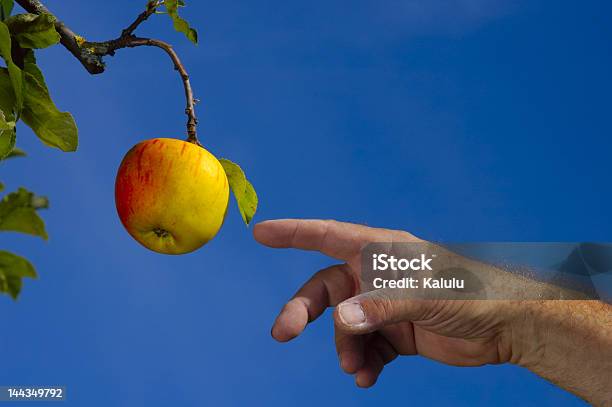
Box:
[115,138,229,254]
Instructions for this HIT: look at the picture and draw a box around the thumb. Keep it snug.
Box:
[333,289,440,334]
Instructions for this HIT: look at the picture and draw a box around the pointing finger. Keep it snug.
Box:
[254,219,413,261]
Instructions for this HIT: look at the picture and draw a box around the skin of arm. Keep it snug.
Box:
[511,300,611,406]
[253,219,612,406]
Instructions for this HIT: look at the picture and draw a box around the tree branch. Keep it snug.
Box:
[14,0,200,144]
[15,0,106,74]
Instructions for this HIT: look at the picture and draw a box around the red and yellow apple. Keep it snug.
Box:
[115,138,229,254]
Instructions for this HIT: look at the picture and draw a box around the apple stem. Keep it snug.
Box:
[122,37,200,145]
[15,0,201,145]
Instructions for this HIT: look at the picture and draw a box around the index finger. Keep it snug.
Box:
[253,219,411,261]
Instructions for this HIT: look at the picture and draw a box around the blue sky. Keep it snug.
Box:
[1,0,610,405]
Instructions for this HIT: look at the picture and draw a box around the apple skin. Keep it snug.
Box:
[115,138,229,254]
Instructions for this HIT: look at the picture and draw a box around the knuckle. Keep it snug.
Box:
[394,229,419,242]
[365,294,395,324]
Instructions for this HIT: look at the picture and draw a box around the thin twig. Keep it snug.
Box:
[121,1,162,38]
[123,37,199,144]
[13,0,200,144]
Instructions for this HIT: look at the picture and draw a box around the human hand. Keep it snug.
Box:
[254,219,611,405]
[253,219,522,387]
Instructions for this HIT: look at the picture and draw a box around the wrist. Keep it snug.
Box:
[506,300,612,405]
[505,300,549,369]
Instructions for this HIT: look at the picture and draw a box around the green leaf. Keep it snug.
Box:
[0,22,24,113]
[6,62,22,112]
[0,128,15,159]
[0,0,13,21]
[23,49,45,85]
[20,65,78,152]
[0,251,37,278]
[0,68,16,115]
[0,182,3,191]
[0,89,15,160]
[219,158,258,226]
[5,13,60,49]
[0,108,14,130]
[0,107,16,161]
[0,250,37,300]
[164,0,198,44]
[0,70,19,160]
[4,146,24,158]
[0,187,48,239]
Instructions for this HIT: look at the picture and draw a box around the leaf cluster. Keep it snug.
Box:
[0,152,47,300]
[0,0,78,157]
[0,0,55,300]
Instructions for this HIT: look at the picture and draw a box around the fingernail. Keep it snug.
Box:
[338,302,366,326]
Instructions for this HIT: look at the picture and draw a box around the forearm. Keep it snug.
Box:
[511,301,612,406]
